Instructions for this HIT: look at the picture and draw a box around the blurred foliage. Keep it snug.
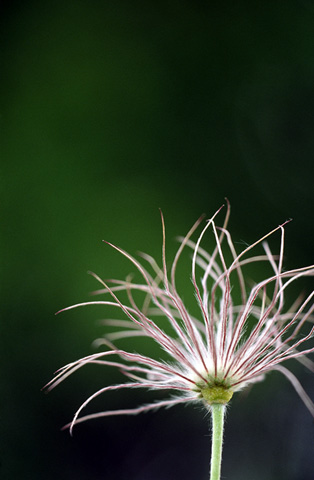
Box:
[1,1,314,479]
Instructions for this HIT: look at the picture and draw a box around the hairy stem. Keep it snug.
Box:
[210,404,225,480]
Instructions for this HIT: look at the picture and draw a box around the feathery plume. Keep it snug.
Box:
[47,203,314,440]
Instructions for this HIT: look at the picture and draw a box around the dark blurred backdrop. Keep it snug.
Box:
[2,1,314,479]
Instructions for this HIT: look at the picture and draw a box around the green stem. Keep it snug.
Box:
[209,404,225,480]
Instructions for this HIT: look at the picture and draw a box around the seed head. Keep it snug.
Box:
[47,203,314,433]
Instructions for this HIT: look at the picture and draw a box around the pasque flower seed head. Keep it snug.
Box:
[48,202,314,436]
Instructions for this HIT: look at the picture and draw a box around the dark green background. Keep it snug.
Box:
[2,1,314,479]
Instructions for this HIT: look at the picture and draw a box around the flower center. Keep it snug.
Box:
[200,385,234,405]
